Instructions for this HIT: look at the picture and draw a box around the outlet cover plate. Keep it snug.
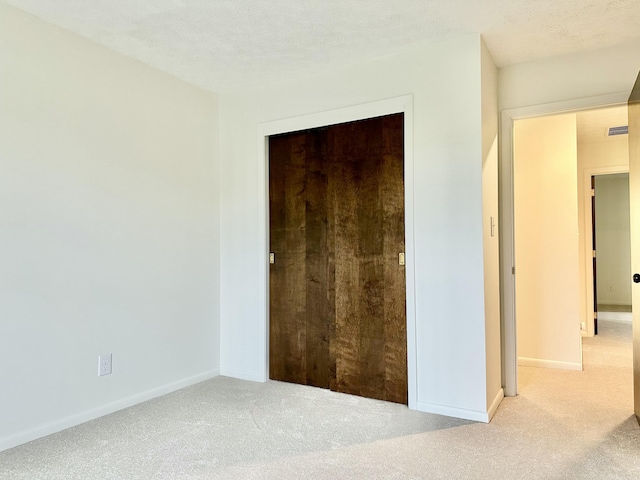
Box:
[98,353,112,376]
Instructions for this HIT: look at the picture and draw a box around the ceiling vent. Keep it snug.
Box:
[607,125,628,136]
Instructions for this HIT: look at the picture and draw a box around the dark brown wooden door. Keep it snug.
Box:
[269,128,332,389]
[269,113,407,404]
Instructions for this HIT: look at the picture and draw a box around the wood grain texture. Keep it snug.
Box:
[331,122,363,397]
[381,114,407,404]
[330,114,406,403]
[304,129,331,388]
[269,114,406,404]
[269,132,309,385]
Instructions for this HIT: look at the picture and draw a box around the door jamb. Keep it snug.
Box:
[500,92,629,397]
[257,95,417,409]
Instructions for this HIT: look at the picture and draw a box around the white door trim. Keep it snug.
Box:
[256,95,417,409]
[500,92,629,397]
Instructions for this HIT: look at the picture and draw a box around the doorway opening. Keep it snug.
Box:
[591,172,632,334]
[501,96,632,396]
[581,170,633,398]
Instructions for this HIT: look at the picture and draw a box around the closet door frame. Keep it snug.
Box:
[257,95,417,409]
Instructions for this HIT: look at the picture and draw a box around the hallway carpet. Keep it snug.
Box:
[1,320,638,479]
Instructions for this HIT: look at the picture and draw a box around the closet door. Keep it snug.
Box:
[329,114,407,404]
[268,114,406,404]
[269,129,333,388]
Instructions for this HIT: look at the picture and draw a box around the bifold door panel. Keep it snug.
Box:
[269,113,407,404]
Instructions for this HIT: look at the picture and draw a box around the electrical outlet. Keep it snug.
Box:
[581,322,586,331]
[98,353,112,376]
[608,286,614,292]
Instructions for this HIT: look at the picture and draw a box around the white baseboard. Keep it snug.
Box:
[415,388,504,424]
[220,368,266,383]
[599,311,632,323]
[0,369,219,453]
[518,357,582,371]
[416,400,491,423]
[487,388,505,422]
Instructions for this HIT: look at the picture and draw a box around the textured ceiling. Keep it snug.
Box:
[577,105,629,144]
[3,0,640,92]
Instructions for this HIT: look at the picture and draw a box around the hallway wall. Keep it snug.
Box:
[595,173,631,306]
[513,113,582,369]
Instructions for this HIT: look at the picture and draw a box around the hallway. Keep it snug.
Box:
[506,319,638,478]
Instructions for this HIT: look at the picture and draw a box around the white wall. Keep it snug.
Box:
[595,174,632,306]
[577,135,629,335]
[499,39,640,110]
[219,35,500,421]
[514,114,582,369]
[0,4,220,451]
[481,40,503,412]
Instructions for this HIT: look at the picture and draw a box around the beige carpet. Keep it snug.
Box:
[1,320,638,479]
